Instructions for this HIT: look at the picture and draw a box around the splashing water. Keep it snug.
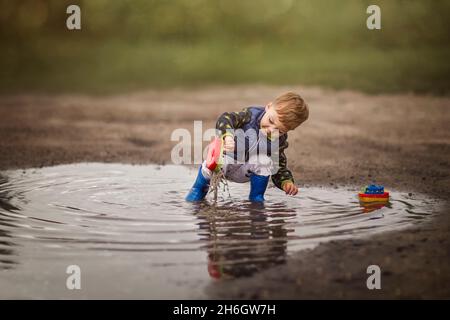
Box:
[208,169,230,202]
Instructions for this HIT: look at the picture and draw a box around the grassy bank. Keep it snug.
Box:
[2,38,449,95]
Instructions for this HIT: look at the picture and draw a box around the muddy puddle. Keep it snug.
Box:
[0,163,439,298]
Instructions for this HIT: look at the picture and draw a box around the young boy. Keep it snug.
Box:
[186,92,309,202]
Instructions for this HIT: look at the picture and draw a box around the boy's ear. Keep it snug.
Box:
[265,102,272,111]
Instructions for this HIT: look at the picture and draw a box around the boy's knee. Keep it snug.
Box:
[201,161,212,180]
[249,154,274,176]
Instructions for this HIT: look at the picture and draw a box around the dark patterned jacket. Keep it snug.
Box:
[216,106,294,190]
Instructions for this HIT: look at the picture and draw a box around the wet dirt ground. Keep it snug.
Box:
[0,85,449,298]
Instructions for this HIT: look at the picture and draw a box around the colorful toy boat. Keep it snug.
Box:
[205,137,224,172]
[359,184,389,202]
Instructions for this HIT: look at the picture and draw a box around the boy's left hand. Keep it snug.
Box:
[283,182,298,195]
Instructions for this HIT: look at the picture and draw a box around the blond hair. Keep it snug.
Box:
[274,92,309,131]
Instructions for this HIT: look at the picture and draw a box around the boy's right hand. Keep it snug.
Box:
[223,136,235,152]
[283,182,298,195]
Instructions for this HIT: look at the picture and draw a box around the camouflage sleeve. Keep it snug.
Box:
[271,136,294,190]
[216,108,252,137]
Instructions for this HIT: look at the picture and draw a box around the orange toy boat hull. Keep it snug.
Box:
[358,191,389,202]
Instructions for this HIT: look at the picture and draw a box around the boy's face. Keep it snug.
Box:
[260,103,288,138]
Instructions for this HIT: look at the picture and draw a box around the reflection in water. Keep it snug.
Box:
[359,201,389,214]
[0,163,439,298]
[192,202,293,279]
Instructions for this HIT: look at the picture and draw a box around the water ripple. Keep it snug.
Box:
[0,163,440,298]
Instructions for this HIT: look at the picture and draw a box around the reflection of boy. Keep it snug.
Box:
[203,211,291,279]
[186,92,309,202]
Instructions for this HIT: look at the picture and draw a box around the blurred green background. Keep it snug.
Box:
[1,0,449,94]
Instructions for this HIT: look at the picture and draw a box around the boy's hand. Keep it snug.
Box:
[283,182,298,195]
[223,136,235,152]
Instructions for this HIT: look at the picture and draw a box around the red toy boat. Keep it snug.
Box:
[205,137,224,171]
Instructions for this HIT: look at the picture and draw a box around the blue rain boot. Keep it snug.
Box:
[249,174,269,202]
[186,166,210,202]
